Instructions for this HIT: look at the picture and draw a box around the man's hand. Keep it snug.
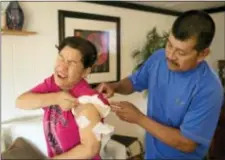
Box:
[56,91,79,111]
[110,101,145,124]
[96,83,115,98]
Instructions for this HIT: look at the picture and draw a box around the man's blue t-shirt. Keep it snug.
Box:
[129,49,224,159]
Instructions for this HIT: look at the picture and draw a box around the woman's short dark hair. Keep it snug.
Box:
[57,36,97,68]
[172,10,215,52]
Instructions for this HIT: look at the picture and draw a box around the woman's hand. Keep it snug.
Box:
[56,91,79,111]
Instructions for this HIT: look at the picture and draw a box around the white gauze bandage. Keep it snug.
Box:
[92,122,115,141]
[76,115,90,129]
[77,94,111,118]
[71,94,114,142]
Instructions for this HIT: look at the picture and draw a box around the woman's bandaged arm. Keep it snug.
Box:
[76,104,102,157]
[52,104,101,159]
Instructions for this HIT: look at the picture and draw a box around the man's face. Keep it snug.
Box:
[165,34,208,72]
[54,46,89,90]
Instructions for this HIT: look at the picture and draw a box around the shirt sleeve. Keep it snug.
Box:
[180,87,224,147]
[97,93,109,105]
[128,49,163,92]
[30,77,51,93]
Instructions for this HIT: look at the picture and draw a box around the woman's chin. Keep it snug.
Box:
[54,76,67,89]
[55,81,64,88]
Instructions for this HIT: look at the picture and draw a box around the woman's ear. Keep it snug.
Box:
[82,67,92,79]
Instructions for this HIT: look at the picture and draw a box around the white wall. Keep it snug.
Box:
[2,2,224,146]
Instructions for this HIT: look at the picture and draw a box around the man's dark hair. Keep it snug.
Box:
[57,36,97,68]
[172,10,215,52]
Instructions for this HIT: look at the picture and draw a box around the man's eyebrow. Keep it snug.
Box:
[168,39,186,53]
[177,48,185,53]
[167,39,172,45]
[167,39,175,48]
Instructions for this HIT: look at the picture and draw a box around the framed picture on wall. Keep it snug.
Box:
[58,10,120,87]
[218,60,225,91]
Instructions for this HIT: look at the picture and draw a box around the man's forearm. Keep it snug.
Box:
[137,114,197,153]
[16,92,58,110]
[51,144,97,159]
[110,77,134,95]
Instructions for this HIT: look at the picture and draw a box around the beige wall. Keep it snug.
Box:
[1,2,224,145]
[206,12,225,72]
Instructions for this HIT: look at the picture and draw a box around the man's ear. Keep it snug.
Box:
[82,67,92,78]
[197,48,210,63]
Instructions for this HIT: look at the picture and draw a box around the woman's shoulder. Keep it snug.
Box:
[71,79,108,101]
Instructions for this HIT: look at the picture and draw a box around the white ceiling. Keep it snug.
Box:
[129,1,225,12]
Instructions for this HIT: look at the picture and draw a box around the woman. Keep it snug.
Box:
[16,36,111,159]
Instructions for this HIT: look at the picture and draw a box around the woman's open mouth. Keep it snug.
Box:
[56,72,68,79]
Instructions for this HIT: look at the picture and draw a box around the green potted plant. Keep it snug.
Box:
[132,27,169,72]
[132,27,169,95]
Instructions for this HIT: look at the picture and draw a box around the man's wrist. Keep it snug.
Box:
[137,113,147,126]
[110,82,119,93]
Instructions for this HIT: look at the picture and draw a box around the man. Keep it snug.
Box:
[96,10,224,159]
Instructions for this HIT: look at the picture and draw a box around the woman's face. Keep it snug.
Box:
[54,46,90,90]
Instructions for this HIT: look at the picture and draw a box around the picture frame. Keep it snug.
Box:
[218,60,225,91]
[58,10,121,87]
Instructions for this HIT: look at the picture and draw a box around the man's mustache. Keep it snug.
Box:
[167,58,178,66]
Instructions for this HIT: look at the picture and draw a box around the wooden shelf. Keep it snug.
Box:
[1,29,37,36]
